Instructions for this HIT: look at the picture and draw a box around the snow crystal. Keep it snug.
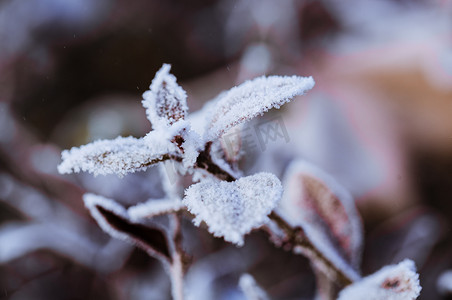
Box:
[58,135,176,177]
[183,172,282,246]
[180,128,203,168]
[128,199,185,221]
[239,273,270,300]
[338,259,422,300]
[142,64,188,129]
[204,75,315,141]
[279,159,363,270]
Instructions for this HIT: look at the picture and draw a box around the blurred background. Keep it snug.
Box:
[1,0,452,299]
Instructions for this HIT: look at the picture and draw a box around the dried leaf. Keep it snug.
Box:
[84,193,172,263]
[337,259,422,300]
[58,136,176,177]
[205,75,315,141]
[183,173,282,246]
[142,64,188,129]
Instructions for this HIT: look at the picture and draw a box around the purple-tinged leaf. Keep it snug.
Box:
[183,172,282,246]
[338,259,421,300]
[142,64,188,129]
[279,160,363,270]
[84,193,172,263]
[204,75,315,141]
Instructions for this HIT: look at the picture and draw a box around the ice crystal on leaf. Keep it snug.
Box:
[204,75,315,141]
[338,259,421,300]
[183,173,282,246]
[58,136,177,177]
[58,64,314,178]
[142,64,188,129]
[128,199,185,221]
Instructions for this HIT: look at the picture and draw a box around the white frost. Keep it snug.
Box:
[84,193,131,242]
[58,135,176,177]
[142,64,188,129]
[338,259,422,300]
[183,172,282,246]
[204,75,315,141]
[128,199,185,221]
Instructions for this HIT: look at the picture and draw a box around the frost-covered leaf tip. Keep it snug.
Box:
[183,172,282,246]
[338,259,422,300]
[142,64,188,129]
[205,75,315,140]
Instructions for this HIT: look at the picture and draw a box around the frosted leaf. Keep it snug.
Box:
[142,64,188,129]
[205,75,315,140]
[183,172,282,246]
[239,273,270,300]
[58,135,176,177]
[128,199,185,221]
[279,160,363,270]
[84,193,171,263]
[338,259,422,300]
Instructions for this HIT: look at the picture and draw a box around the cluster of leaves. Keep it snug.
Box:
[58,64,421,299]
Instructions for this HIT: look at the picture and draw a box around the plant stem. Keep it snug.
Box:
[268,211,355,287]
[169,213,186,300]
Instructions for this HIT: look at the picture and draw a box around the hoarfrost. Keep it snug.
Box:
[338,259,421,300]
[142,64,188,129]
[183,172,282,246]
[239,273,270,300]
[128,199,185,221]
[58,135,176,177]
[204,75,315,140]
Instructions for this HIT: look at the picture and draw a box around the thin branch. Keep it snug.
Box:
[169,212,188,300]
[268,211,354,287]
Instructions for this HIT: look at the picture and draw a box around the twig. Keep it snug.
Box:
[268,211,354,287]
[168,212,187,300]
